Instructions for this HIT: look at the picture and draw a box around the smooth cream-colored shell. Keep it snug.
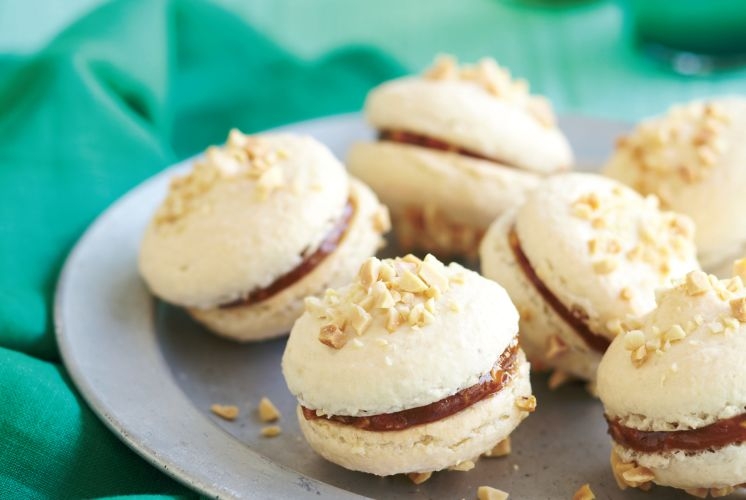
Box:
[282,266,519,417]
[188,180,385,341]
[297,355,531,476]
[598,283,746,431]
[139,134,347,308]
[604,97,746,272]
[365,77,572,173]
[348,141,542,229]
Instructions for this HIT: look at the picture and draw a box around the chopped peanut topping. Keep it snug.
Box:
[484,437,511,458]
[730,297,746,322]
[449,460,475,472]
[422,55,555,129]
[614,101,731,189]
[371,205,391,233]
[686,270,711,295]
[210,404,239,421]
[572,483,595,500]
[319,324,348,349]
[258,397,280,422]
[734,258,746,281]
[611,450,653,491]
[155,130,290,226]
[515,395,537,413]
[593,258,618,275]
[477,486,509,500]
[309,255,464,345]
[407,471,432,485]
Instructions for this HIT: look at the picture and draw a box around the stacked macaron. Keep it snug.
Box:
[282,254,534,478]
[604,97,746,274]
[480,173,700,382]
[598,264,746,497]
[348,55,573,258]
[139,130,390,341]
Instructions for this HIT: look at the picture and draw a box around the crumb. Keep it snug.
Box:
[210,404,239,421]
[477,485,509,500]
[573,483,595,500]
[258,397,280,422]
[408,471,432,485]
[260,425,282,438]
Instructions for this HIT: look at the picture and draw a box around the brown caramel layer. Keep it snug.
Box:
[379,130,511,166]
[607,414,746,453]
[220,201,354,309]
[302,340,520,432]
[508,225,610,353]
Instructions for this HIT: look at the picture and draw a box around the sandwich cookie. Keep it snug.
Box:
[348,55,572,259]
[139,130,390,341]
[598,266,746,497]
[604,98,746,273]
[282,254,534,477]
[479,173,699,382]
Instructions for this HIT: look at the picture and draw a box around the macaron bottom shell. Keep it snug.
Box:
[612,442,746,494]
[296,353,532,477]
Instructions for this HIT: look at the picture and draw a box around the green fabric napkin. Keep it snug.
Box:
[0,0,402,497]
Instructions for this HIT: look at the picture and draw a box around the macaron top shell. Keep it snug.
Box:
[365,55,573,174]
[515,173,699,340]
[139,131,348,308]
[598,267,746,431]
[603,98,746,269]
[282,254,520,417]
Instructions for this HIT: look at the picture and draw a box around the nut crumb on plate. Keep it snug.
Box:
[407,471,432,485]
[258,396,281,422]
[572,483,595,500]
[260,425,282,438]
[477,485,509,500]
[210,404,239,421]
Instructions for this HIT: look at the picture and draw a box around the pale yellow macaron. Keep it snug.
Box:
[604,97,746,274]
[139,130,390,341]
[598,265,746,497]
[348,55,572,259]
[479,173,700,382]
[282,254,534,478]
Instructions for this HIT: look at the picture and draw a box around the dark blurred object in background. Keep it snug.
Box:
[626,0,746,74]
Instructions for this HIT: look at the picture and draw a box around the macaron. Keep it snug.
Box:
[479,173,700,382]
[139,130,390,341]
[282,254,534,478]
[604,97,746,273]
[598,266,746,497]
[348,55,572,259]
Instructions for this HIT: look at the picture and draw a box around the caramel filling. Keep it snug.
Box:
[508,225,610,353]
[607,414,746,453]
[220,201,354,308]
[379,130,514,167]
[302,340,520,432]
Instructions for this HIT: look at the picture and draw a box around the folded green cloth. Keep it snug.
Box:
[0,0,402,497]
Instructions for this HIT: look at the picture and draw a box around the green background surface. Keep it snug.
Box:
[3,0,746,120]
[0,0,744,498]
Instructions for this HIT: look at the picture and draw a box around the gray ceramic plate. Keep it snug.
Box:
[56,114,689,499]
